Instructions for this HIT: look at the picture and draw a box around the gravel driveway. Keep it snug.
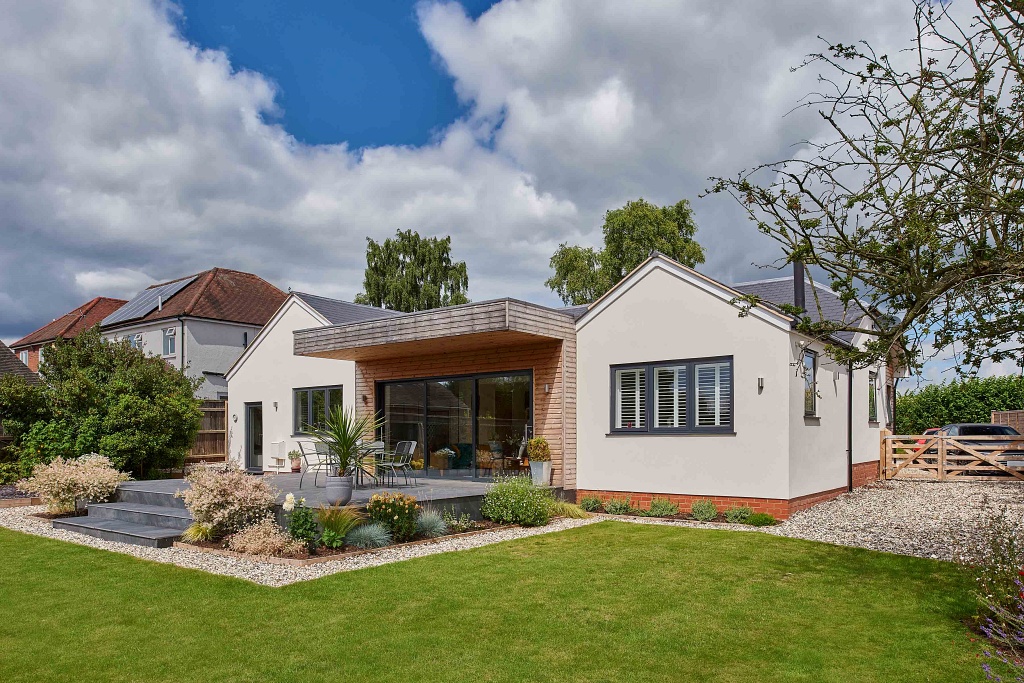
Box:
[768,480,1024,561]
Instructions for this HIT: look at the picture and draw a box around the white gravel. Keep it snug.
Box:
[4,481,1020,584]
[0,505,600,587]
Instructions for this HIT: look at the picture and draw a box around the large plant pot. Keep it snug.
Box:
[529,461,551,487]
[325,475,353,506]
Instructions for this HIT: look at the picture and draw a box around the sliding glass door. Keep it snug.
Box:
[378,371,532,479]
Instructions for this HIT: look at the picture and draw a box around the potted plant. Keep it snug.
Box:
[288,449,302,473]
[526,436,551,486]
[308,406,384,506]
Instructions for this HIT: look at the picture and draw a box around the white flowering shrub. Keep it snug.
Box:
[176,465,277,535]
[227,517,304,557]
[18,454,131,514]
[480,476,553,527]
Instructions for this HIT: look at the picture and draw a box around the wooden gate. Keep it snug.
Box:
[186,400,227,464]
[882,434,1024,481]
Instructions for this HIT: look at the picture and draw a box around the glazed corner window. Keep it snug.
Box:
[162,328,176,356]
[293,386,343,433]
[803,350,817,416]
[868,371,878,422]
[612,357,733,433]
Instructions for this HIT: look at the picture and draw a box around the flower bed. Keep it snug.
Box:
[579,495,778,527]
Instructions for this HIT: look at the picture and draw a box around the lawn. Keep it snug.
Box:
[0,521,986,682]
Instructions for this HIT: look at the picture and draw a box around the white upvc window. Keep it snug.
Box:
[19,350,28,365]
[162,327,176,356]
[38,346,45,365]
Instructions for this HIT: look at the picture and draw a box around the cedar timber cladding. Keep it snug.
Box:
[294,299,578,489]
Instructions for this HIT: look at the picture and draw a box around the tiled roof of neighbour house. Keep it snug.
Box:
[11,297,127,348]
[102,268,288,330]
[0,340,40,384]
[293,292,406,325]
[731,276,860,345]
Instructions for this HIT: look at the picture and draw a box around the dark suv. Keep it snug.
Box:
[942,423,1024,467]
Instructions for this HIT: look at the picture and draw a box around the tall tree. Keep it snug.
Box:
[707,1,1024,374]
[354,230,470,312]
[545,198,705,305]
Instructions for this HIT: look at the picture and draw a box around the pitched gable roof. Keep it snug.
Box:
[102,268,287,329]
[0,340,40,384]
[12,297,127,348]
[293,292,405,325]
[731,277,859,344]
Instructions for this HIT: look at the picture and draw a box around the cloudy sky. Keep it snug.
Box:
[0,0,1011,383]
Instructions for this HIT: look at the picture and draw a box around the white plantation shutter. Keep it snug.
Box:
[696,362,731,427]
[655,367,687,428]
[615,368,646,429]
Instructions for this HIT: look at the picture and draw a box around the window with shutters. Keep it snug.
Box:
[614,368,646,429]
[610,357,733,434]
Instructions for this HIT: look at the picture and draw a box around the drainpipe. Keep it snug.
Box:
[847,359,854,492]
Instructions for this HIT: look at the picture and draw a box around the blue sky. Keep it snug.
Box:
[175,0,496,148]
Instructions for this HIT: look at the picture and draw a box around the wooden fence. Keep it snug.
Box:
[186,400,227,464]
[993,410,1024,434]
[882,434,1024,481]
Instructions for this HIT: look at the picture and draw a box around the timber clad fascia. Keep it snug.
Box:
[294,299,574,357]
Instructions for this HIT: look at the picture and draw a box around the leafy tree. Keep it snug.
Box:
[354,230,469,312]
[545,198,705,305]
[0,327,203,477]
[895,375,1024,434]
[707,1,1024,373]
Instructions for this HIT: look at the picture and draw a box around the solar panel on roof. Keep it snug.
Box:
[101,276,197,326]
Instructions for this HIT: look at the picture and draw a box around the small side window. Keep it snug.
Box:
[803,350,817,416]
[868,371,878,422]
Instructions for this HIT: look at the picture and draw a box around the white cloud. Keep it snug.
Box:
[0,0,931,344]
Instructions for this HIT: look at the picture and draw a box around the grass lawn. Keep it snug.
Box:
[0,521,987,682]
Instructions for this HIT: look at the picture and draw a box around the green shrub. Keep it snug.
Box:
[895,375,1024,434]
[745,512,778,527]
[346,522,391,549]
[690,499,718,522]
[644,498,680,518]
[481,476,553,526]
[578,495,602,512]
[416,509,448,538]
[0,461,27,485]
[367,492,419,542]
[286,504,318,546]
[724,506,753,524]
[320,528,345,549]
[602,497,634,515]
[0,328,203,477]
[317,504,365,538]
[551,500,590,519]
[442,507,474,533]
[525,436,551,461]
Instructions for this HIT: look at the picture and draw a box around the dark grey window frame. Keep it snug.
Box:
[803,349,818,417]
[609,355,734,435]
[868,370,878,423]
[292,385,343,435]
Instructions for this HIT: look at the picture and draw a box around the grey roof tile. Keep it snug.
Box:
[293,292,405,325]
[732,277,858,344]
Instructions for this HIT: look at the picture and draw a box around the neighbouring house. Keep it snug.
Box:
[283,252,891,519]
[10,297,127,372]
[101,268,287,399]
[224,292,402,471]
[0,340,39,385]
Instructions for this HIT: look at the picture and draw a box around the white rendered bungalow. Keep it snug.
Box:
[573,253,889,517]
[284,253,891,519]
[224,292,402,472]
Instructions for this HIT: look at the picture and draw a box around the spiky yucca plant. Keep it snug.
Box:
[307,407,384,476]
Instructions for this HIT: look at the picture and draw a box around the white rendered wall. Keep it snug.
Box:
[575,266,793,500]
[226,300,355,471]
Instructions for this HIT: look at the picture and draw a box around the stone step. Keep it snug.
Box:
[114,484,187,510]
[52,517,182,548]
[87,502,193,531]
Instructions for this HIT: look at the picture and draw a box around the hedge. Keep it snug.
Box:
[895,375,1024,434]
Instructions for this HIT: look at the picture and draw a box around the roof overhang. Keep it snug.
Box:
[294,299,574,361]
